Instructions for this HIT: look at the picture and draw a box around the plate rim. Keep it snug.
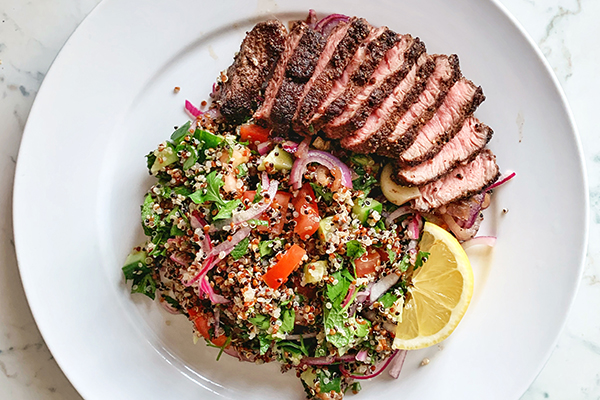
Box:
[12,0,590,398]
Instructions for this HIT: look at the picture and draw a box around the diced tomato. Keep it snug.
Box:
[263,244,307,289]
[242,190,291,234]
[187,306,229,347]
[292,183,320,240]
[239,124,271,146]
[376,247,390,263]
[354,249,381,278]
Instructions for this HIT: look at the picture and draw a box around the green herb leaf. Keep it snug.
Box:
[146,151,157,171]
[398,253,411,272]
[317,370,342,394]
[230,237,250,260]
[354,317,371,337]
[161,294,181,311]
[346,240,366,260]
[170,121,192,144]
[310,183,333,204]
[182,146,198,170]
[195,129,224,149]
[386,248,396,263]
[189,171,224,205]
[237,163,248,177]
[277,339,308,356]
[280,308,295,333]
[216,336,232,361]
[415,251,430,270]
[259,239,284,258]
[326,271,351,304]
[122,252,156,300]
[141,194,158,236]
[213,199,242,220]
[249,315,270,330]
[324,305,353,348]
[258,334,271,355]
[378,292,398,308]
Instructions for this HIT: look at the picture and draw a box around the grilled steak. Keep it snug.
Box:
[376,54,461,157]
[269,26,326,134]
[215,20,287,123]
[253,23,307,123]
[340,53,435,152]
[326,37,426,139]
[394,117,493,186]
[413,149,499,211]
[311,28,400,135]
[293,18,372,134]
[399,77,485,166]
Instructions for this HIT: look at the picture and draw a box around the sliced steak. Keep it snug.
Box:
[326,36,426,139]
[215,20,287,124]
[310,27,400,135]
[253,23,306,123]
[394,117,493,186]
[340,53,435,152]
[399,77,485,166]
[293,18,372,134]
[375,55,460,157]
[413,149,499,211]
[269,26,326,134]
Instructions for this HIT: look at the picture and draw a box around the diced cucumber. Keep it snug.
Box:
[151,143,178,174]
[352,197,382,225]
[318,216,334,242]
[258,146,293,171]
[303,260,328,284]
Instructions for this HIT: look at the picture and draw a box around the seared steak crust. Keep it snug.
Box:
[293,18,371,133]
[312,28,400,134]
[216,20,287,123]
[413,149,499,211]
[377,54,461,157]
[269,26,326,134]
[400,80,485,166]
[328,38,426,139]
[393,117,493,186]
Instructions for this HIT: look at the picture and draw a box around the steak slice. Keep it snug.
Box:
[253,23,306,123]
[399,77,485,166]
[269,26,326,134]
[326,36,426,139]
[215,20,287,124]
[413,149,499,211]
[394,117,493,186]
[376,55,460,157]
[310,27,400,135]
[340,53,434,152]
[293,18,372,134]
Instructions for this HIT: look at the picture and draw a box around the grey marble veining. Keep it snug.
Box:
[0,0,598,399]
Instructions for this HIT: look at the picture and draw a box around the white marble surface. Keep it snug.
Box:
[0,0,597,398]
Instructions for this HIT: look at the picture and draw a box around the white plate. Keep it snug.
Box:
[13,0,588,399]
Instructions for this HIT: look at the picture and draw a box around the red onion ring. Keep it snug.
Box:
[290,150,352,190]
[305,9,318,28]
[385,206,413,226]
[486,171,516,191]
[341,285,356,309]
[442,213,475,242]
[314,13,350,36]
[299,353,357,367]
[388,350,407,379]
[369,273,400,304]
[355,350,368,362]
[257,141,271,155]
[461,236,497,251]
[184,100,202,118]
[296,137,310,159]
[281,140,299,154]
[340,350,399,380]
[200,277,229,304]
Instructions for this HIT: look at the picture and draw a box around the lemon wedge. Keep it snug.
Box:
[393,222,474,350]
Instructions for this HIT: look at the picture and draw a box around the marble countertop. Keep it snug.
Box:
[0,0,597,398]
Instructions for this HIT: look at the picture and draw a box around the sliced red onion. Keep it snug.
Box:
[305,9,318,28]
[300,353,356,367]
[200,277,229,304]
[442,213,475,242]
[261,171,270,189]
[223,347,241,360]
[355,350,368,362]
[406,215,421,240]
[340,350,399,380]
[369,273,400,304]
[190,213,203,230]
[355,289,371,304]
[314,13,350,37]
[341,285,356,309]
[203,108,220,120]
[185,100,202,118]
[486,171,516,191]
[257,141,271,155]
[160,295,181,315]
[296,137,310,159]
[385,206,413,226]
[388,350,407,379]
[461,236,497,251]
[169,252,190,267]
[458,193,485,229]
[290,150,352,190]
[283,332,318,341]
[282,140,299,154]
[210,179,278,231]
